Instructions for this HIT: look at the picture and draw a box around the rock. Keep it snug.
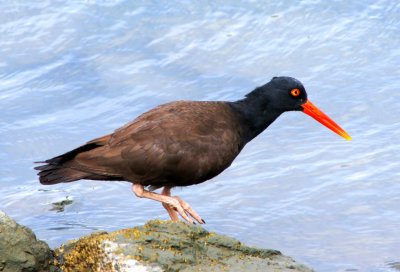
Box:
[55,220,313,272]
[0,210,55,272]
[51,196,74,213]
[388,261,400,271]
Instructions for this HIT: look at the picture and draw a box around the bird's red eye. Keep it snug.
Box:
[291,88,301,97]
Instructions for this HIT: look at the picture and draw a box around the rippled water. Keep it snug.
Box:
[1,1,400,271]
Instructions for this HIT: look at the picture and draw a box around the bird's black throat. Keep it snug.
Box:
[228,91,284,144]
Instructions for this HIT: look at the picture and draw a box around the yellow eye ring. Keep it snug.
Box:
[291,88,301,97]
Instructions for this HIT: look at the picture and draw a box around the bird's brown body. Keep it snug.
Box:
[37,101,247,189]
[36,77,350,224]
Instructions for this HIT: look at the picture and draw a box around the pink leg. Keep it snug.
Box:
[132,184,204,224]
[161,187,179,222]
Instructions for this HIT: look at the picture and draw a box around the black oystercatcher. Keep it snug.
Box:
[35,77,351,224]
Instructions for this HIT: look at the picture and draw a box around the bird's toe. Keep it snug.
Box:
[173,196,204,224]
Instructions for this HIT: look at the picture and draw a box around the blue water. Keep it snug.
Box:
[1,1,400,271]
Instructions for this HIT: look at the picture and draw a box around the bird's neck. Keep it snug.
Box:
[228,95,283,143]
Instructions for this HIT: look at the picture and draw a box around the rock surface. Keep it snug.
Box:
[55,220,313,272]
[0,210,54,272]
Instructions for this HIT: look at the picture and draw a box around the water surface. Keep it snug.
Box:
[1,1,400,271]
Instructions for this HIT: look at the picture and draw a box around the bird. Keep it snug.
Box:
[35,76,351,224]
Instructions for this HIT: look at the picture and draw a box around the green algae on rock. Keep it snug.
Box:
[50,196,74,213]
[55,220,313,272]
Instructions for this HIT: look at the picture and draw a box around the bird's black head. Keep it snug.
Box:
[247,76,308,112]
[238,76,351,141]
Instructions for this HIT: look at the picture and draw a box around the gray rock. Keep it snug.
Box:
[55,220,313,272]
[0,210,54,272]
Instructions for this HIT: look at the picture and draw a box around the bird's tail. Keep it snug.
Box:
[34,161,89,185]
[34,140,105,185]
[35,134,121,185]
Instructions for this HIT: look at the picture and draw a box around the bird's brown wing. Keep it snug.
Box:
[72,101,244,187]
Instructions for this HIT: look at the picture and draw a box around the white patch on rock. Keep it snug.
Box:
[102,240,163,272]
[0,210,18,228]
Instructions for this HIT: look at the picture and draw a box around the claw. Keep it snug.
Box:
[135,185,204,224]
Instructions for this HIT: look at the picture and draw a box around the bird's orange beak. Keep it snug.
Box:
[301,100,352,141]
